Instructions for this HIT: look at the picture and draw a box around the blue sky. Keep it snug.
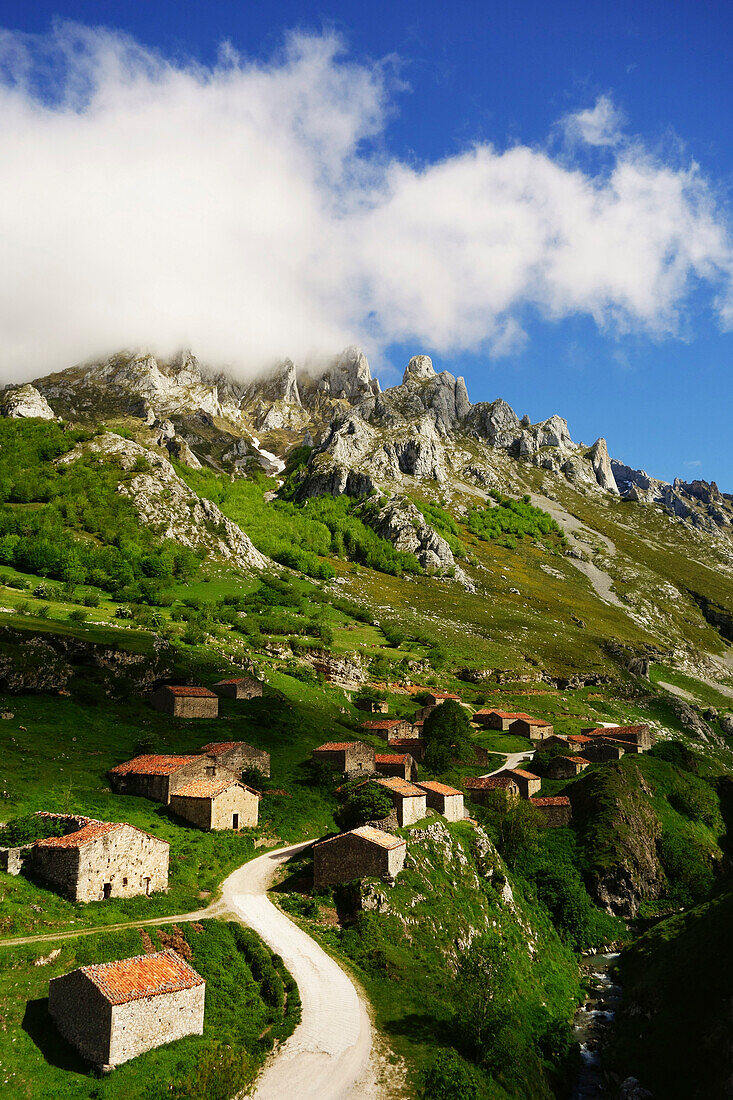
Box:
[1,1,732,487]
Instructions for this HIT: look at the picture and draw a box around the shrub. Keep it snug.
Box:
[420,1050,482,1100]
[36,603,51,619]
[337,785,393,830]
[423,699,474,772]
[0,814,67,846]
[68,608,88,624]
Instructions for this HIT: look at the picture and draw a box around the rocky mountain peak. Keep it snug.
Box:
[403,354,436,383]
[315,346,380,401]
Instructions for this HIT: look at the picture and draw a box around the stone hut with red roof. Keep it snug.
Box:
[312,741,375,776]
[547,755,590,780]
[372,777,427,826]
[359,718,414,742]
[581,724,654,753]
[201,740,271,778]
[49,949,205,1069]
[389,737,425,762]
[313,826,406,888]
[213,675,263,700]
[415,781,464,822]
[150,685,219,718]
[374,752,417,781]
[464,775,521,805]
[531,796,572,827]
[108,754,230,804]
[30,815,168,902]
[170,777,259,831]
[473,710,553,740]
[501,767,542,798]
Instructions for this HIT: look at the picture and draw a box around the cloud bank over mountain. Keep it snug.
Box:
[0,22,731,380]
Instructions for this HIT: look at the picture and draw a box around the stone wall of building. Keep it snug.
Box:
[212,743,271,778]
[171,785,259,831]
[532,801,572,827]
[150,689,218,718]
[417,786,465,822]
[218,677,262,700]
[107,985,205,1067]
[49,970,113,1066]
[389,792,426,826]
[0,843,33,875]
[510,718,553,740]
[32,826,169,902]
[112,756,231,804]
[313,833,406,887]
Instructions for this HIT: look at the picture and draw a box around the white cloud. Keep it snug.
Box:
[563,95,625,146]
[0,24,730,382]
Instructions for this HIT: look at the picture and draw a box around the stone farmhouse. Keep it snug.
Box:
[415,781,464,822]
[201,740,271,778]
[150,685,219,718]
[170,777,259,830]
[548,755,590,779]
[359,718,415,741]
[108,754,232,804]
[581,724,654,753]
[424,691,461,707]
[473,710,553,739]
[373,777,427,826]
[313,826,406,888]
[531,796,572,827]
[213,675,263,700]
[464,775,521,804]
[500,768,542,798]
[312,741,375,776]
[355,698,389,714]
[49,949,205,1069]
[31,816,169,902]
[374,752,418,781]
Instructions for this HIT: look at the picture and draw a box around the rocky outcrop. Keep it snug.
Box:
[368,497,454,573]
[0,384,56,420]
[58,433,267,573]
[589,438,619,493]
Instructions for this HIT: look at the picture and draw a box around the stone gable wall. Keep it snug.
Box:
[534,802,572,827]
[419,787,464,821]
[214,744,271,778]
[510,718,553,740]
[218,678,262,700]
[150,688,218,718]
[171,785,259,830]
[107,984,205,1067]
[49,970,113,1066]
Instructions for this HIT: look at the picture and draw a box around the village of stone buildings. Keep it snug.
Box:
[0,669,655,1072]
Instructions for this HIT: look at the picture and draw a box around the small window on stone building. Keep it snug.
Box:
[206,766,215,777]
[122,877,128,886]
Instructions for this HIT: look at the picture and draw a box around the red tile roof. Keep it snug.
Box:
[109,754,200,777]
[390,738,424,750]
[567,735,592,744]
[201,741,247,754]
[531,796,571,807]
[431,692,461,700]
[465,775,518,790]
[36,821,121,848]
[173,777,256,800]
[160,685,217,698]
[484,710,552,725]
[416,780,462,797]
[316,826,405,851]
[81,949,204,1004]
[375,753,410,764]
[314,741,362,752]
[374,777,425,798]
[583,725,648,737]
[360,719,404,729]
[505,768,541,781]
[563,756,590,766]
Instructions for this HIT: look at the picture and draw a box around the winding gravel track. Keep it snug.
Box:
[222,842,376,1100]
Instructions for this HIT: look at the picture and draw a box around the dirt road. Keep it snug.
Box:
[222,842,377,1100]
[482,749,534,776]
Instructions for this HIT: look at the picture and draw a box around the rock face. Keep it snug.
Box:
[0,384,56,420]
[589,438,619,493]
[369,497,455,573]
[58,433,267,573]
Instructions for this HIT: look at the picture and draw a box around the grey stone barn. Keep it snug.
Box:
[170,777,259,830]
[374,752,417,781]
[312,741,375,776]
[201,740,271,778]
[373,777,427,826]
[31,818,169,902]
[108,754,231,804]
[359,718,414,742]
[547,755,589,779]
[500,768,542,798]
[313,826,406,887]
[49,949,205,1069]
[355,698,389,714]
[214,675,263,700]
[150,685,219,718]
[581,724,655,753]
[464,775,520,805]
[415,781,464,822]
[530,796,572,827]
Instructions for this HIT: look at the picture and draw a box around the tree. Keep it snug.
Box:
[337,784,393,830]
[455,934,513,1061]
[420,1050,481,1100]
[497,799,542,867]
[423,700,473,772]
